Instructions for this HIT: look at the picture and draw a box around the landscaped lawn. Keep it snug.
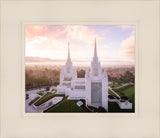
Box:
[108,102,134,112]
[44,97,87,112]
[34,92,56,106]
[109,83,121,88]
[37,91,44,96]
[109,85,135,112]
[115,86,135,103]
[41,86,135,113]
[108,89,120,99]
[28,96,40,106]
[51,89,57,92]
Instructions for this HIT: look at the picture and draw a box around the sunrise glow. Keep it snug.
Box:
[25,25,135,66]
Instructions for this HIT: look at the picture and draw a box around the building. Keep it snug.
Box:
[57,39,108,111]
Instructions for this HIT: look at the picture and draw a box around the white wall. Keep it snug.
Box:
[67,90,86,99]
[118,102,132,109]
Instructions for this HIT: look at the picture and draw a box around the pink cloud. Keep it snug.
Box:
[119,25,135,31]
[25,25,67,40]
[25,25,135,66]
[25,25,104,46]
[25,25,105,60]
[119,35,135,62]
[65,26,94,41]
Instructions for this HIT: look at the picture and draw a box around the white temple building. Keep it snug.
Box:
[57,39,108,111]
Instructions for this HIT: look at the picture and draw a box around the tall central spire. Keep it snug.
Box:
[94,38,97,57]
[68,42,70,59]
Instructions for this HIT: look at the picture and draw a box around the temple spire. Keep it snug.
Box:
[68,42,70,59]
[94,38,97,57]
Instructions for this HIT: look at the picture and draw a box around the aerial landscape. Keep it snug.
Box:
[25,25,135,113]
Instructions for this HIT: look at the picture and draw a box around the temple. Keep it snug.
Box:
[57,39,108,111]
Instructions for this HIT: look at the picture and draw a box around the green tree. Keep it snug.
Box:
[77,69,85,78]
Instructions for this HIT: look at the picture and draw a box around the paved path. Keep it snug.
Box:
[25,97,41,113]
[26,86,56,94]
[34,97,63,112]
[25,86,57,113]
[113,83,133,89]
[108,82,134,99]
[108,87,121,98]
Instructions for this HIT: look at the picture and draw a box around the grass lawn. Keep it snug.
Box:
[108,102,134,112]
[37,91,44,96]
[108,89,120,99]
[42,86,135,113]
[28,96,40,106]
[115,86,135,103]
[109,86,135,112]
[44,97,88,112]
[51,89,57,92]
[109,83,121,88]
[34,92,56,106]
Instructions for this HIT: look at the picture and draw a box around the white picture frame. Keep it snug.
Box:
[0,0,159,138]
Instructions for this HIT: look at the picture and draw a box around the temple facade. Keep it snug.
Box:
[57,39,108,111]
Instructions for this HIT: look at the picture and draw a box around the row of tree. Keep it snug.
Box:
[25,67,60,90]
[25,67,134,90]
[108,71,135,85]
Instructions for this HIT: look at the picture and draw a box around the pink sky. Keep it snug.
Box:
[25,25,135,67]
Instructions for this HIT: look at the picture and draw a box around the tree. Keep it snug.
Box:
[25,94,29,100]
[46,86,50,91]
[77,69,85,78]
[98,106,106,112]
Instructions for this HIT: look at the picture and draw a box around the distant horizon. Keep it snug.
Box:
[25,25,135,66]
[25,56,135,67]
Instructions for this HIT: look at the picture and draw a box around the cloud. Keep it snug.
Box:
[65,26,93,40]
[25,25,135,66]
[25,25,105,60]
[119,25,135,31]
[26,56,64,63]
[64,26,104,43]
[25,25,67,40]
[25,25,104,48]
[119,35,135,62]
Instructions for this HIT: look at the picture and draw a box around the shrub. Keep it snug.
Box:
[34,93,62,106]
[26,94,29,100]
[46,86,50,91]
[121,96,128,100]
[37,92,44,96]
[108,95,115,99]
[80,105,90,112]
[98,106,107,112]
[88,106,98,112]
[29,96,40,106]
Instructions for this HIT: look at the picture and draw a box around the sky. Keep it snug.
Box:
[25,25,135,67]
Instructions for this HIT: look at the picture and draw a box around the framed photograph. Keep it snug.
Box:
[1,0,160,138]
[25,24,136,113]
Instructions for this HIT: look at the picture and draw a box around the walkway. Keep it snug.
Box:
[25,86,57,113]
[108,88,121,98]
